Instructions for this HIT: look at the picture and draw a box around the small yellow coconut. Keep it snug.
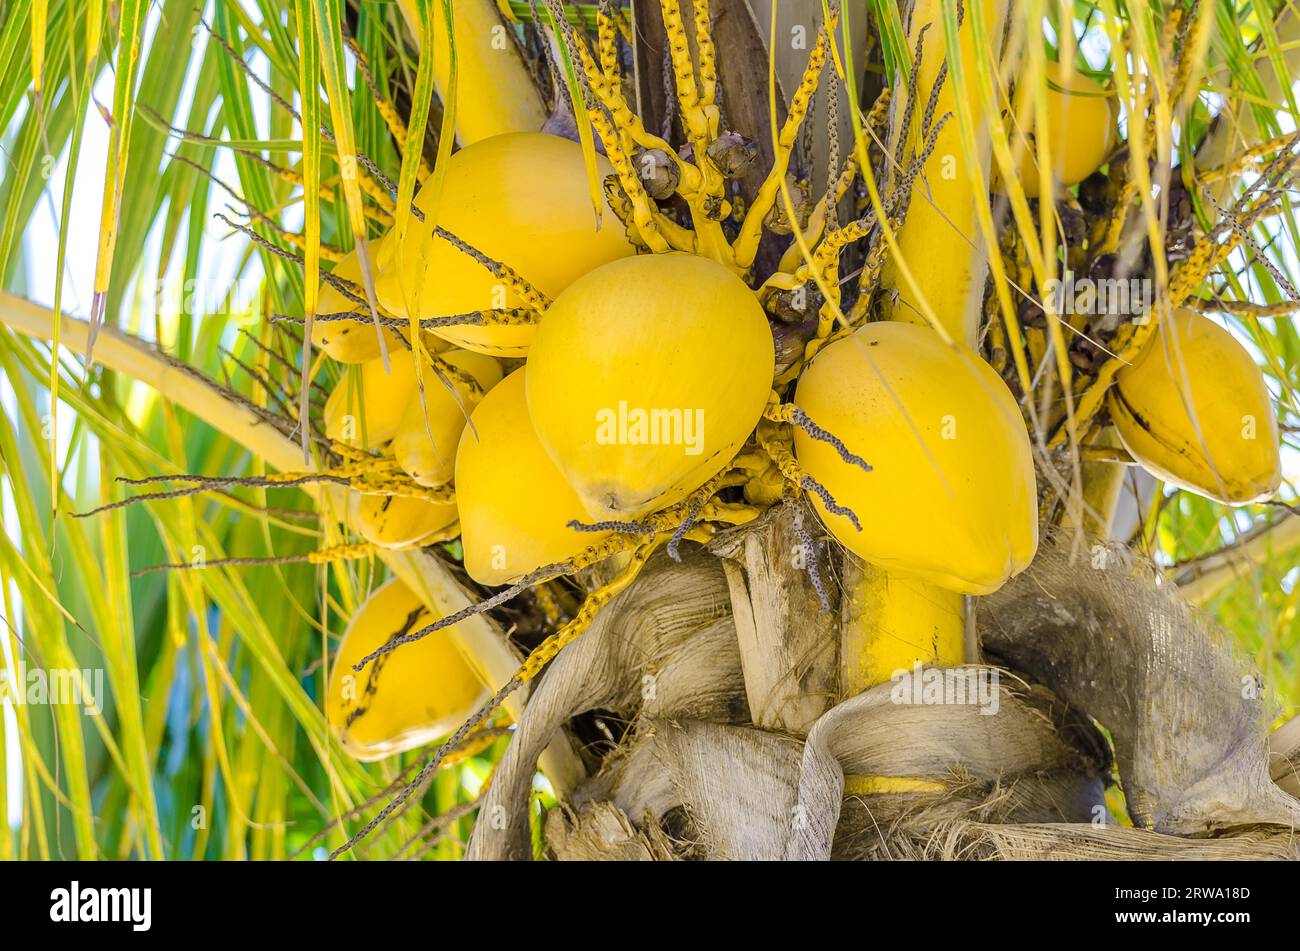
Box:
[1009,60,1116,197]
[392,349,503,487]
[349,491,458,549]
[456,369,611,586]
[326,576,486,761]
[793,322,1038,596]
[526,252,775,519]
[323,349,422,449]
[309,237,403,363]
[1109,308,1280,503]
[375,132,634,357]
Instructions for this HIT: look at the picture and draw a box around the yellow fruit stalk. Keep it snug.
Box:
[795,322,1038,596]
[326,577,488,761]
[456,368,612,585]
[393,349,503,487]
[377,132,634,356]
[1009,60,1117,198]
[526,253,774,519]
[880,0,1009,343]
[839,0,1013,788]
[1109,308,1280,503]
[397,0,546,146]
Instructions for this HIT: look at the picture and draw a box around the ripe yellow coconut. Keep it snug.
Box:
[310,237,403,363]
[392,349,503,487]
[793,322,1038,596]
[456,369,611,586]
[1009,60,1116,197]
[1108,308,1280,503]
[349,491,458,549]
[375,132,634,357]
[526,253,775,519]
[323,349,422,449]
[326,576,486,761]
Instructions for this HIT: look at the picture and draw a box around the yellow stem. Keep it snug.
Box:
[398,0,546,145]
[1061,429,1129,537]
[841,561,966,689]
[839,558,964,796]
[880,0,1008,344]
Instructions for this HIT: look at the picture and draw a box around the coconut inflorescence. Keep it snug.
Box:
[291,5,1283,793]
[307,85,1056,770]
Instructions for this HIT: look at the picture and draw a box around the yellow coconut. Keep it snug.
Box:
[526,252,775,519]
[323,349,422,449]
[309,237,405,363]
[1109,308,1280,503]
[1009,60,1116,197]
[326,576,486,761]
[349,491,458,549]
[392,349,503,487]
[375,132,634,356]
[793,321,1038,596]
[456,368,612,586]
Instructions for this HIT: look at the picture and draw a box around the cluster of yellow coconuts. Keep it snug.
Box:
[320,83,1282,755]
[316,134,1042,597]
[318,133,1039,755]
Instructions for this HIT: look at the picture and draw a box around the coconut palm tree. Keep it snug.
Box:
[0,0,1296,861]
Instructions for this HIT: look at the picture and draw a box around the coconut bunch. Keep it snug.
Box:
[76,0,1290,857]
[295,1,1065,772]
[273,0,1283,782]
[325,5,1291,861]
[119,2,1039,769]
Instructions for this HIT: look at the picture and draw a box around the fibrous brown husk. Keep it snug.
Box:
[782,677,1109,859]
[1271,715,1300,799]
[885,820,1299,860]
[466,506,1299,861]
[544,802,680,861]
[980,536,1300,835]
[562,677,1107,860]
[466,549,744,860]
[711,501,839,735]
